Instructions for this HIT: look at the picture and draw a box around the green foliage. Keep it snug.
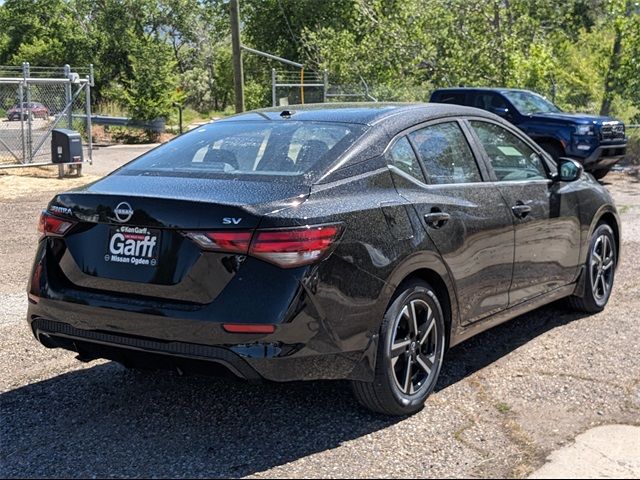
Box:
[0,0,637,124]
[121,39,179,121]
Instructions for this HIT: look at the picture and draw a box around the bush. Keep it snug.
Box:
[624,128,640,166]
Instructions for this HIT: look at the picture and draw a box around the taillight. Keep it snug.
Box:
[38,211,76,238]
[250,225,342,267]
[183,224,343,268]
[184,231,252,254]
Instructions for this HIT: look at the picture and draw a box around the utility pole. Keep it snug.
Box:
[230,0,244,113]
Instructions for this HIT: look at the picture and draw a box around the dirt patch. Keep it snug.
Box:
[0,167,100,200]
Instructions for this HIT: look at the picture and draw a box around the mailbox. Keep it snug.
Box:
[51,128,83,164]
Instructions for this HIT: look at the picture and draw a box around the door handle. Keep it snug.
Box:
[424,211,450,228]
[511,201,532,219]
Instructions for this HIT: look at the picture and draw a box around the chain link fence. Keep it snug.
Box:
[271,69,377,107]
[0,63,93,169]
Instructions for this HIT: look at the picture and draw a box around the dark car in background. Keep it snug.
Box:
[28,103,619,415]
[7,102,49,121]
[430,88,627,179]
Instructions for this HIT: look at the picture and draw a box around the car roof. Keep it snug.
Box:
[432,87,535,95]
[217,102,490,126]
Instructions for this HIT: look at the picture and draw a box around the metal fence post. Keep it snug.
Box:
[272,68,277,107]
[85,76,92,164]
[63,64,72,130]
[18,78,25,164]
[23,62,33,164]
[323,70,328,103]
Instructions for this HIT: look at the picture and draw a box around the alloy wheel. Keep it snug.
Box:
[389,299,438,395]
[591,234,614,303]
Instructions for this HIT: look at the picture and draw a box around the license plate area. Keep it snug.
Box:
[105,226,161,267]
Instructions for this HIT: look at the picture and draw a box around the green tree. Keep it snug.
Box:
[122,38,180,121]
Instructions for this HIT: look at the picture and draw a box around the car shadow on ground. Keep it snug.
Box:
[0,301,589,478]
[436,301,588,391]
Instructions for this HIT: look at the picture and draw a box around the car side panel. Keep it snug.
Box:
[493,180,582,303]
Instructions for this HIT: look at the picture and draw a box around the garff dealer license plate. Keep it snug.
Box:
[105,226,160,267]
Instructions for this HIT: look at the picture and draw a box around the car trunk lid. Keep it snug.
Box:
[47,176,310,303]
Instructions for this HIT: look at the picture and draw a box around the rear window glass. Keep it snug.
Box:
[118,120,366,179]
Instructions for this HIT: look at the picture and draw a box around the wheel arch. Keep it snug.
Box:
[382,253,460,350]
[403,268,454,349]
[536,137,565,157]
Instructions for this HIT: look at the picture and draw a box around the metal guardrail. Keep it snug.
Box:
[72,114,165,132]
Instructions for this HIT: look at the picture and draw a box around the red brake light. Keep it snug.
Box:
[184,231,252,254]
[249,225,342,268]
[184,224,343,268]
[38,212,76,237]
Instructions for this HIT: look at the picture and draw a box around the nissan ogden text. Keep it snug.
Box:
[28,104,620,415]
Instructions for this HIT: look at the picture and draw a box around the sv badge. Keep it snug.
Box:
[222,217,242,225]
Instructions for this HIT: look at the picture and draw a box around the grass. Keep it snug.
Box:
[495,402,512,414]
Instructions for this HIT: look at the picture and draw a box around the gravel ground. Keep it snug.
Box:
[0,150,638,478]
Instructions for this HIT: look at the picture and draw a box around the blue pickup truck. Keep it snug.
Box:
[430,88,627,179]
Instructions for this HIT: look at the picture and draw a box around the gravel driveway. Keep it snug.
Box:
[1,152,638,478]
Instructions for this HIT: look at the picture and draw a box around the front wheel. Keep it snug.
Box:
[351,280,446,416]
[568,224,617,313]
[591,167,612,180]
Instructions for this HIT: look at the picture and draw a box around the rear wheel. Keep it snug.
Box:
[568,224,616,313]
[351,279,446,416]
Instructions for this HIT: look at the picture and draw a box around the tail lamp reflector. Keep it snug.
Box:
[223,324,276,334]
[184,224,342,268]
[38,212,76,237]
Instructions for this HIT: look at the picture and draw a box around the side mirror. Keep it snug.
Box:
[490,106,510,118]
[555,157,584,182]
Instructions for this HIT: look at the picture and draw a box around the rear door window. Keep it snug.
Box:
[409,122,482,184]
[472,93,508,111]
[388,136,426,183]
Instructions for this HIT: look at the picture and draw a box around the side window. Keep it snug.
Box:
[472,93,508,111]
[434,92,466,106]
[470,121,547,181]
[389,136,426,183]
[408,122,482,184]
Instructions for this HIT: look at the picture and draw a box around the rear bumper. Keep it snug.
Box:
[27,236,386,383]
[32,317,264,381]
[27,297,376,383]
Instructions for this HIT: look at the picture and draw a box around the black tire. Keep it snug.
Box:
[568,223,617,313]
[351,279,446,416]
[591,167,611,180]
[540,141,564,161]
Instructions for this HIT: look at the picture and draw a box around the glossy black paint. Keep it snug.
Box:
[27,103,620,383]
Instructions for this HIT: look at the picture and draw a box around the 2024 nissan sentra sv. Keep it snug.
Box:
[28,103,619,415]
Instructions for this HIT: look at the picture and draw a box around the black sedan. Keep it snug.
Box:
[28,103,619,415]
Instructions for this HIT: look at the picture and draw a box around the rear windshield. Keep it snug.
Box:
[117,120,366,180]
